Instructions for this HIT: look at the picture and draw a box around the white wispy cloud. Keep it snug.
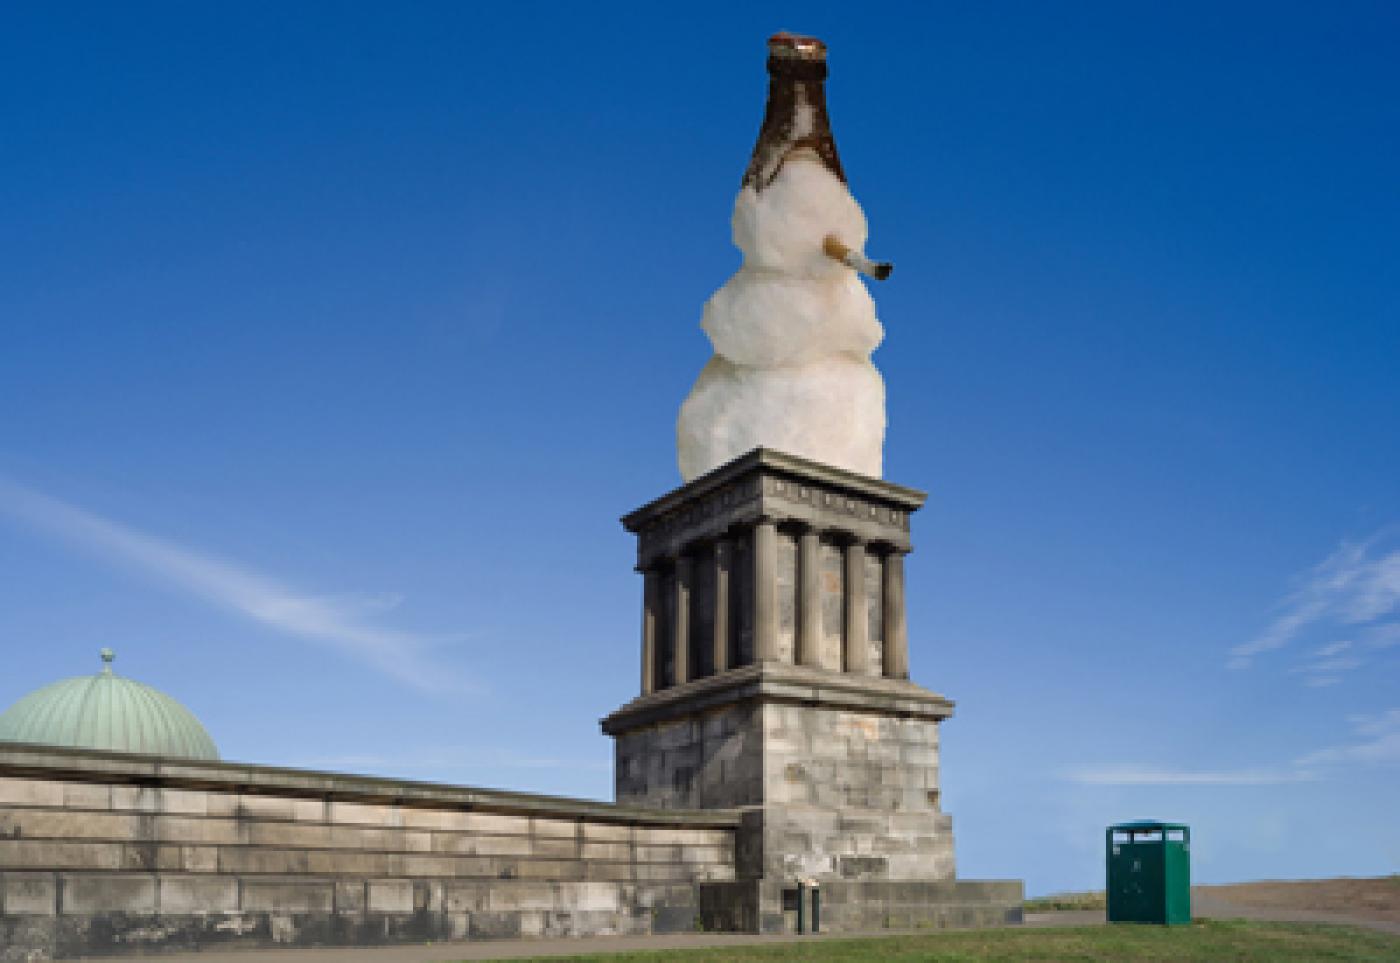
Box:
[1063,765,1315,786]
[0,477,469,693]
[1289,651,1363,688]
[1294,709,1400,769]
[1363,622,1400,649]
[1071,708,1400,787]
[1229,532,1400,671]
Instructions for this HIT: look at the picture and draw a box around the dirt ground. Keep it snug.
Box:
[1195,876,1400,923]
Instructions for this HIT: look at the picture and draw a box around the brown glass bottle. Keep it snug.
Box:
[742,33,846,192]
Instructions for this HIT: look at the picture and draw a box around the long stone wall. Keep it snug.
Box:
[0,742,737,959]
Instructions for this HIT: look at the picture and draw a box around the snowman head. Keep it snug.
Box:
[731,158,869,278]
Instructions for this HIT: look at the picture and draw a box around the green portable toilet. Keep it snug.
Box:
[1106,820,1191,925]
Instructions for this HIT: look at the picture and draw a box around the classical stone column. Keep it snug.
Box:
[883,551,909,679]
[713,538,732,674]
[673,556,692,686]
[797,528,823,667]
[641,568,660,695]
[753,520,779,662]
[843,540,868,675]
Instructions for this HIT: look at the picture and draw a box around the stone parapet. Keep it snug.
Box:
[0,742,736,829]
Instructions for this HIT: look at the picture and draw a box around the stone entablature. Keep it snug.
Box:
[622,449,927,696]
[625,448,924,567]
[0,742,737,957]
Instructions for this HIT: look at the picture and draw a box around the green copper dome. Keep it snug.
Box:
[0,649,218,760]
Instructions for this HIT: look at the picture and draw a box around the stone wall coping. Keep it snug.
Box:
[600,662,955,735]
[0,741,740,829]
[622,448,928,533]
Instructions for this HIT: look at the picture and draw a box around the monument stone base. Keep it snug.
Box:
[603,450,1024,933]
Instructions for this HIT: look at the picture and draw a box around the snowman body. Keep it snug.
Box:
[677,157,887,481]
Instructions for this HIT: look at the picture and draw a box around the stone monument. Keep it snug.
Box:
[603,34,1021,933]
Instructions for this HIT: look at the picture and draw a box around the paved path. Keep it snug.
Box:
[78,901,1400,962]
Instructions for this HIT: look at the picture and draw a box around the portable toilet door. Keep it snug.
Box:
[1106,821,1191,925]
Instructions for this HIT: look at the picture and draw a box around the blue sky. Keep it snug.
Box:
[2,2,1397,896]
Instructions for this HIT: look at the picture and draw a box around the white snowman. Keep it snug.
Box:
[677,34,891,482]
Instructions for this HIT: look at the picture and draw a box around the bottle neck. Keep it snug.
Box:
[742,60,846,191]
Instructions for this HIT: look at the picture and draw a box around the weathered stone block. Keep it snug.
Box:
[485,881,556,912]
[161,789,214,815]
[531,817,578,838]
[62,873,156,913]
[214,847,304,875]
[0,778,65,807]
[0,840,123,870]
[444,882,490,912]
[3,809,136,842]
[650,903,699,934]
[515,859,585,881]
[325,850,404,876]
[3,872,56,915]
[110,786,159,812]
[560,881,621,912]
[428,854,490,877]
[581,822,632,842]
[367,879,414,913]
[417,879,444,913]
[121,841,181,871]
[291,798,327,822]
[158,875,238,914]
[231,795,298,820]
[248,821,332,848]
[635,844,682,863]
[432,832,530,857]
[532,837,580,859]
[581,841,631,861]
[583,861,632,882]
[634,864,687,882]
[328,801,401,827]
[200,790,242,818]
[461,812,531,836]
[401,807,470,831]
[335,880,366,913]
[61,783,111,809]
[241,880,333,913]
[155,814,242,845]
[468,910,522,939]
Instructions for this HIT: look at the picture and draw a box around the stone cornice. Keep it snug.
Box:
[0,741,739,828]
[600,661,955,736]
[624,448,928,568]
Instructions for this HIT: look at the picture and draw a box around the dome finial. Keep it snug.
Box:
[100,648,115,674]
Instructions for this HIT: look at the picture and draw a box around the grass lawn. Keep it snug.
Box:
[509,919,1400,961]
